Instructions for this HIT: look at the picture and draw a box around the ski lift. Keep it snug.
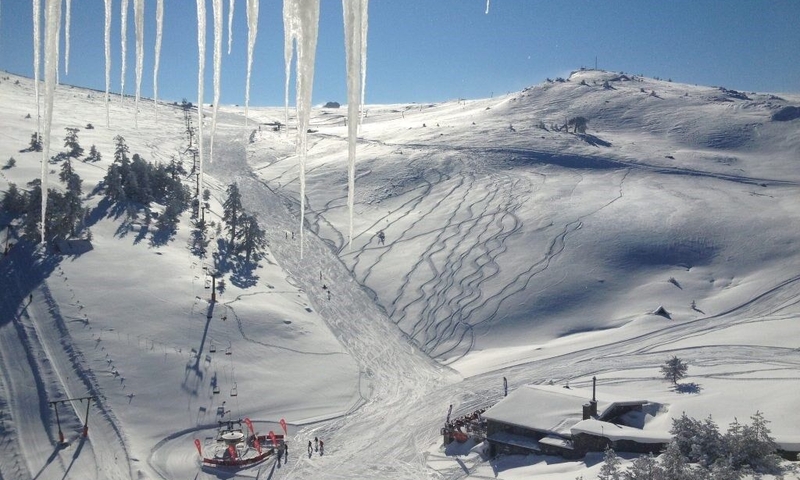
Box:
[225,345,232,356]
[230,383,238,397]
[213,385,220,395]
[209,343,216,353]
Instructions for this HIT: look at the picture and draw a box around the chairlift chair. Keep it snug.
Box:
[209,343,216,353]
[213,385,220,394]
[230,383,238,397]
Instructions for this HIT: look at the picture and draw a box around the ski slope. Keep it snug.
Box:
[1,69,800,479]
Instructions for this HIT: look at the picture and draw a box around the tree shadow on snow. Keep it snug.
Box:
[576,133,613,147]
[674,382,702,394]
[0,240,60,330]
[230,262,259,289]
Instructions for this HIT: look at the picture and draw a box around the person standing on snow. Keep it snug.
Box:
[308,440,313,456]
[314,437,318,452]
[377,230,385,245]
[319,439,324,456]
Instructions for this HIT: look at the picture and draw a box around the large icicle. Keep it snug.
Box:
[245,0,259,127]
[134,0,144,127]
[154,0,163,118]
[196,0,206,199]
[210,0,222,164]
[64,0,71,75]
[42,0,62,244]
[287,0,320,257]
[33,0,41,134]
[342,0,368,247]
[282,0,298,130]
[120,0,128,100]
[104,0,111,126]
[485,0,490,14]
[227,0,234,55]
[359,0,369,128]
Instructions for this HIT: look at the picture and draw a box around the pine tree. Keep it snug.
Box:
[691,416,723,468]
[104,164,126,202]
[739,411,781,473]
[598,448,622,480]
[114,135,130,164]
[238,213,266,265]
[659,442,690,480]
[28,132,42,152]
[22,181,42,241]
[623,453,664,480]
[1,183,27,216]
[223,183,243,247]
[86,144,102,162]
[661,356,688,384]
[64,127,84,158]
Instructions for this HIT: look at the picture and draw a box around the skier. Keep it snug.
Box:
[307,440,312,456]
[319,439,324,456]
[314,437,318,452]
[377,230,385,245]
[284,442,288,462]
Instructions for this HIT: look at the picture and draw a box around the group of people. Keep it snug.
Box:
[444,407,487,434]
[307,436,324,456]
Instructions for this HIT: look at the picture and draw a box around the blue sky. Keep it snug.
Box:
[1,0,799,106]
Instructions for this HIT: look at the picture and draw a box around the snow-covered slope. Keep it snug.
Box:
[1,69,799,479]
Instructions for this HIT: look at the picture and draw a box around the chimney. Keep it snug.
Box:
[590,376,598,417]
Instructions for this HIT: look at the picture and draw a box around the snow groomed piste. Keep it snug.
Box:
[195,417,285,469]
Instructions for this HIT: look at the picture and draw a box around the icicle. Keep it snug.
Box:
[33,0,41,134]
[359,0,369,129]
[245,0,259,127]
[485,0,490,14]
[42,0,62,244]
[64,0,71,75]
[210,0,222,164]
[104,0,111,126]
[55,15,60,85]
[282,0,298,130]
[227,0,234,55]
[134,0,144,128]
[154,0,164,119]
[196,0,206,197]
[343,0,368,248]
[120,0,128,100]
[290,0,320,258]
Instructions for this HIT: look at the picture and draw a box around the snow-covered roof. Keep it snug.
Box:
[482,384,648,436]
[570,419,671,444]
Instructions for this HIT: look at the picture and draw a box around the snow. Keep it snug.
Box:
[571,419,672,444]
[2,68,800,480]
[482,384,647,436]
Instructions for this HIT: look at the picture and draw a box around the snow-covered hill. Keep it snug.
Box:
[1,69,799,479]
